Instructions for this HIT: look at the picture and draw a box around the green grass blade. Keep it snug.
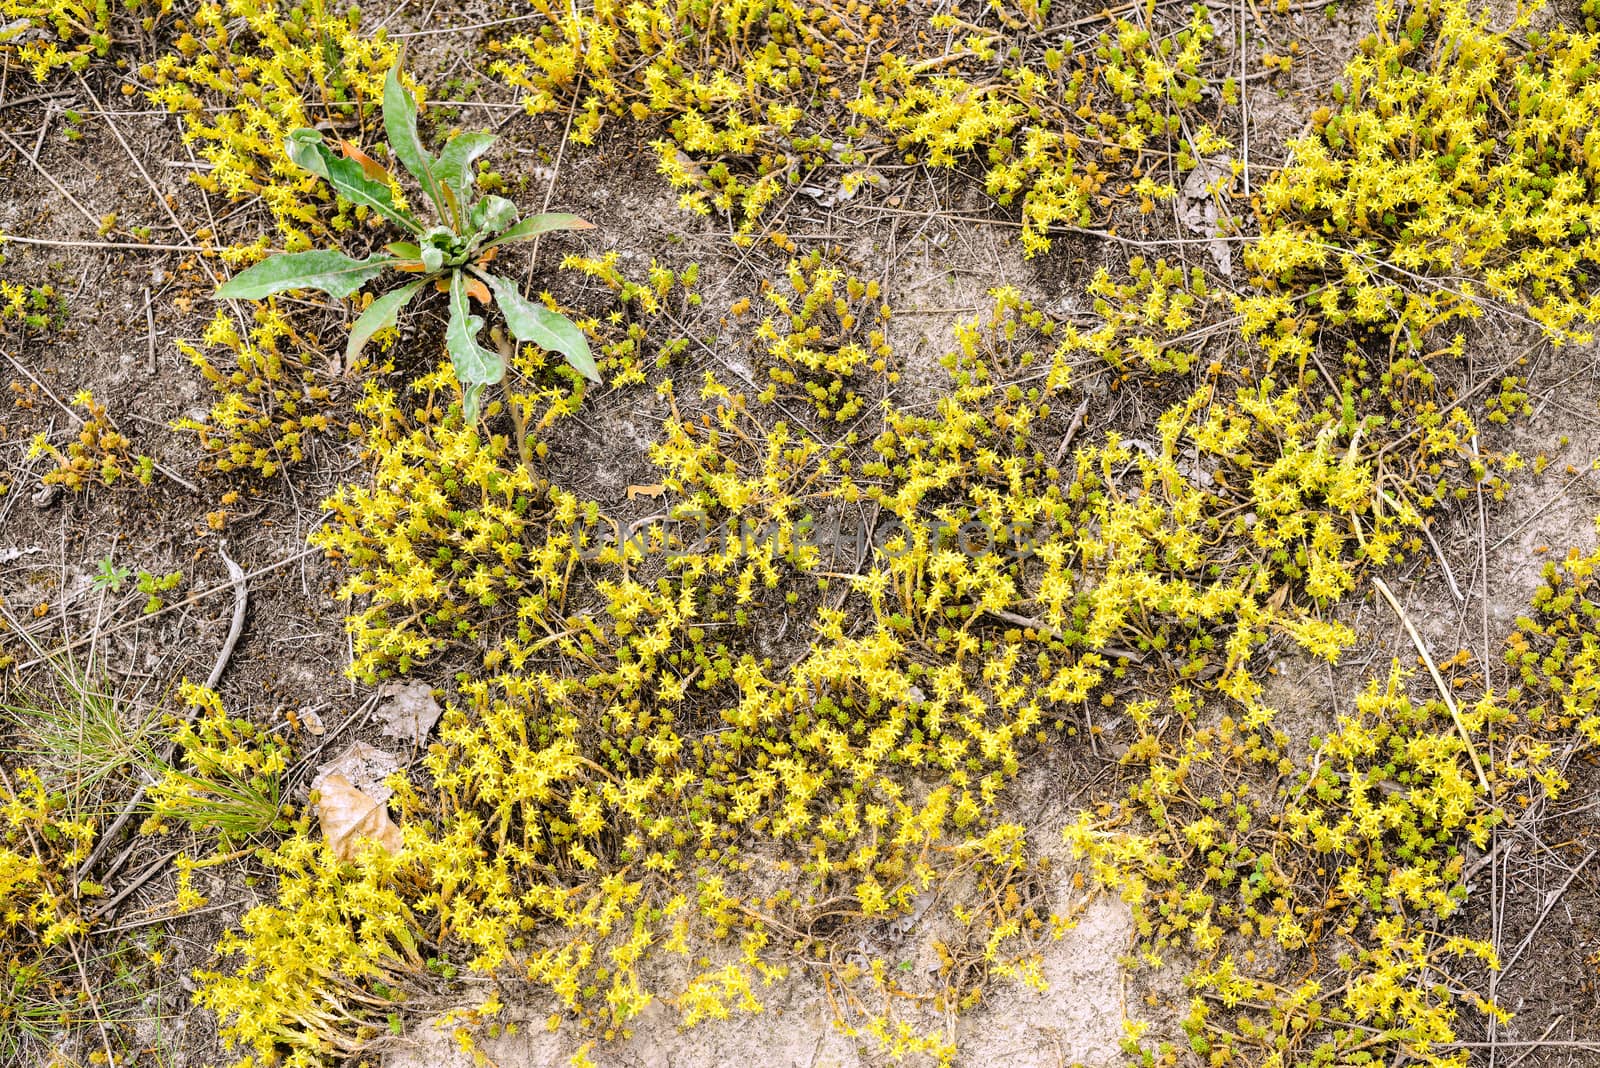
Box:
[483,212,594,249]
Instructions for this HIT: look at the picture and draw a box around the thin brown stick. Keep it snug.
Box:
[0,232,225,253]
[142,286,157,373]
[1503,1017,1567,1068]
[15,545,318,672]
[0,128,99,229]
[1496,849,1597,979]
[1419,518,1465,604]
[87,849,181,922]
[0,90,76,112]
[1053,396,1091,466]
[525,71,583,285]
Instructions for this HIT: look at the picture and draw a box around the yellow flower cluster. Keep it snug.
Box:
[1506,527,1600,749]
[489,0,1230,253]
[0,768,102,1052]
[0,279,65,333]
[756,249,893,421]
[142,683,290,844]
[1,0,171,80]
[141,0,398,248]
[29,389,153,491]
[490,0,883,240]
[1064,257,1212,377]
[90,2,1600,1065]
[200,242,1526,1061]
[174,304,348,479]
[1069,656,1566,1064]
[852,3,1228,255]
[1252,0,1600,347]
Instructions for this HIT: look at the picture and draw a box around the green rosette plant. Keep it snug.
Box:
[215,62,597,419]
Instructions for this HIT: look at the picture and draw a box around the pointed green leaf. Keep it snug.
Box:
[216,250,395,301]
[286,128,421,234]
[434,131,495,201]
[447,271,505,422]
[383,65,448,220]
[483,212,595,250]
[346,280,425,362]
[386,240,422,259]
[479,270,599,384]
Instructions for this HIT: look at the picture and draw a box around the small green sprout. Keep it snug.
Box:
[91,556,130,593]
[214,62,598,419]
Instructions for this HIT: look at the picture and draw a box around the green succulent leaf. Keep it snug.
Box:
[483,212,594,250]
[478,270,599,384]
[346,280,425,363]
[471,195,519,237]
[446,270,505,422]
[286,128,422,235]
[215,250,395,301]
[420,227,459,272]
[435,131,496,201]
[383,64,448,221]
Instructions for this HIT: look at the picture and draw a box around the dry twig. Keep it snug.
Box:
[1371,575,1491,793]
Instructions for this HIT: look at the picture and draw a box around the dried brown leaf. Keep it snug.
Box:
[313,741,401,804]
[317,773,402,860]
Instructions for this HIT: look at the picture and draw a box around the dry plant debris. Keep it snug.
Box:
[374,680,442,743]
[313,773,403,861]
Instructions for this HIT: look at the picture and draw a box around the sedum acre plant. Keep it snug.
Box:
[215,61,598,419]
[95,2,1600,1065]
[1253,0,1600,346]
[141,0,399,248]
[197,248,1526,1063]
[0,768,101,1058]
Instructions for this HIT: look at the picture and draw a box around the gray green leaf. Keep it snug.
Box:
[286,128,421,234]
[471,195,519,237]
[479,270,599,384]
[420,227,457,272]
[434,131,495,201]
[346,280,425,362]
[446,270,505,421]
[383,65,448,221]
[216,250,395,301]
